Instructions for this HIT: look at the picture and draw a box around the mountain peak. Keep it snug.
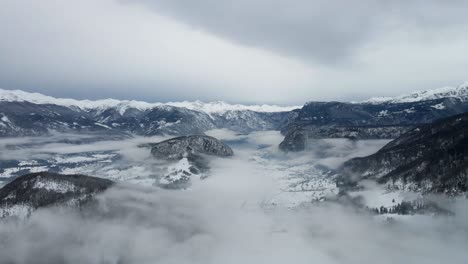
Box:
[363,82,468,104]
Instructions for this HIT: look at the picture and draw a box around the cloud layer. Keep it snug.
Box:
[1,0,468,103]
[1,130,468,263]
[1,184,468,264]
[127,0,468,63]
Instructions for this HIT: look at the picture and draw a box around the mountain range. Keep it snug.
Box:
[0,89,297,136]
[0,82,467,218]
[1,82,468,142]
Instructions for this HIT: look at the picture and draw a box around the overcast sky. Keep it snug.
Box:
[1,0,468,104]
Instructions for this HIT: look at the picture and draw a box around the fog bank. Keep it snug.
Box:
[1,183,468,264]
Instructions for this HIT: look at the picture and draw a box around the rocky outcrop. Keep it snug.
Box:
[339,112,468,195]
[149,135,233,188]
[0,172,114,218]
[150,135,234,160]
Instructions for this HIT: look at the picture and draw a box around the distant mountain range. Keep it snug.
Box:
[0,89,298,136]
[0,88,299,115]
[1,82,468,144]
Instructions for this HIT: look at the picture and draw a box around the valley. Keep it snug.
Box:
[0,85,467,263]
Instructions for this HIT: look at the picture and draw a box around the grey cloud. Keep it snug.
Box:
[1,0,467,103]
[0,0,317,104]
[124,0,468,64]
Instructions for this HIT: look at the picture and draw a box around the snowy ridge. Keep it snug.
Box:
[363,82,468,104]
[0,88,300,114]
[167,100,300,114]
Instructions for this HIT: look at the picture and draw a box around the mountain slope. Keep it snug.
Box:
[280,83,468,151]
[0,172,114,218]
[340,112,468,195]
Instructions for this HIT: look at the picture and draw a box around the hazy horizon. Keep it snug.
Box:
[2,0,468,104]
[1,81,467,106]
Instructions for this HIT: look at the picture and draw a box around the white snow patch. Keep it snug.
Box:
[0,115,10,123]
[0,166,48,178]
[159,158,193,185]
[404,108,415,113]
[33,178,78,193]
[351,188,404,208]
[361,96,393,104]
[430,103,446,110]
[349,181,421,209]
[18,160,39,166]
[166,100,301,114]
[157,120,180,128]
[94,122,112,129]
[53,154,114,164]
[5,191,16,199]
[377,110,389,117]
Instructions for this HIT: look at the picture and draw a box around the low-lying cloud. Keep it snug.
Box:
[1,183,468,264]
[1,131,468,263]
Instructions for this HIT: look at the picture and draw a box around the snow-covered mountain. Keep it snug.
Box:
[279,82,468,151]
[2,82,468,142]
[0,89,299,137]
[363,82,468,104]
[0,88,299,115]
